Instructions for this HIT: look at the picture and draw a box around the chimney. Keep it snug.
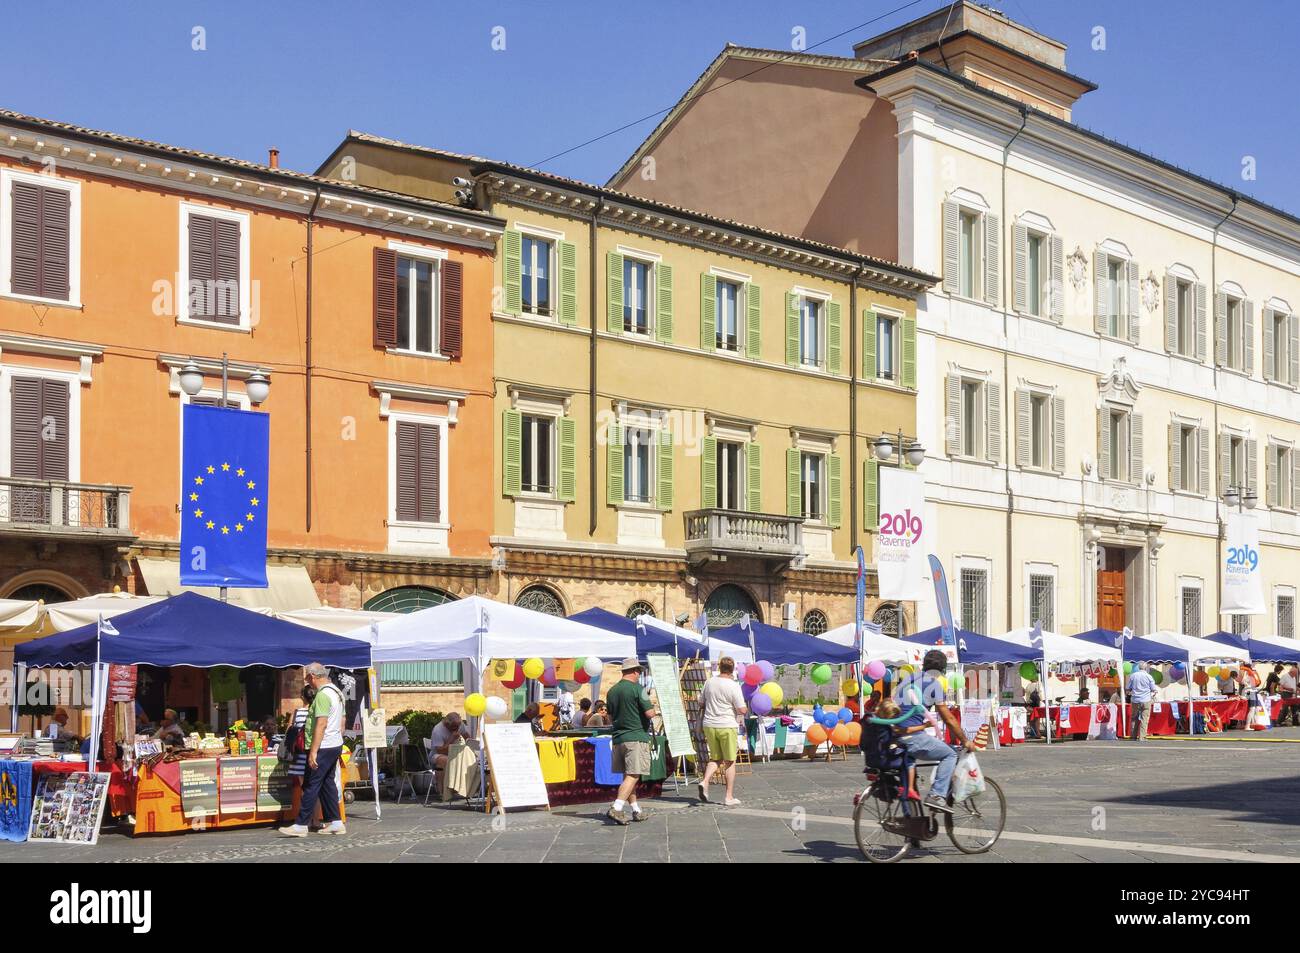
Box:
[268,148,280,170]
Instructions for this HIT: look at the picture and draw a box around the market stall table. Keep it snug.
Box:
[529,734,667,807]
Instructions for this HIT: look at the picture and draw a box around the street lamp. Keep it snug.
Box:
[178,354,270,406]
[1223,484,1257,512]
[873,430,925,468]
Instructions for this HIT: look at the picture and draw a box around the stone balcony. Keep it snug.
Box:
[0,477,134,544]
[683,508,804,568]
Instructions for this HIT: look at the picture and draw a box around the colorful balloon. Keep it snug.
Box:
[523,657,544,680]
[841,679,860,697]
[837,707,853,723]
[1019,662,1039,681]
[541,665,557,687]
[741,681,757,701]
[465,693,487,717]
[806,724,829,745]
[750,692,773,715]
[485,696,508,719]
[881,668,893,683]
[744,664,763,686]
[759,682,784,707]
[757,660,775,682]
[1150,669,1163,685]
[583,657,603,677]
[1193,670,1209,686]
[811,664,833,685]
[1123,662,1135,677]
[845,722,863,745]
[865,660,887,681]
[574,667,590,684]
[830,723,851,746]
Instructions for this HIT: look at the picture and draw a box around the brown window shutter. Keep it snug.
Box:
[10,377,42,478]
[373,247,398,347]
[38,187,70,300]
[440,259,463,358]
[10,182,42,298]
[188,213,217,319]
[39,378,70,480]
[395,420,419,521]
[212,218,241,323]
[417,423,440,522]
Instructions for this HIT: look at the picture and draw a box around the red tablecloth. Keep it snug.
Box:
[1031,698,1258,737]
[33,760,133,815]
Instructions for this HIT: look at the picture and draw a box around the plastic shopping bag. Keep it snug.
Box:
[950,752,986,801]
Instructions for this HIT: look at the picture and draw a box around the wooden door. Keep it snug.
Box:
[1098,570,1126,631]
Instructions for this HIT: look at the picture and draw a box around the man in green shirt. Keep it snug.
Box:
[605,657,656,825]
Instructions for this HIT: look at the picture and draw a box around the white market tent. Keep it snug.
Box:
[822,621,922,665]
[1001,628,1122,744]
[277,606,401,636]
[0,598,40,631]
[1136,630,1250,735]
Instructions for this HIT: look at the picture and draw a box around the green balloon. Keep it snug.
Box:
[1123,662,1135,676]
[1150,669,1163,685]
[810,663,832,685]
[1018,661,1039,681]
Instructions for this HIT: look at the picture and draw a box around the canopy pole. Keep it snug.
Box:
[8,662,18,734]
[1187,658,1195,736]
[1118,657,1128,739]
[1042,657,1052,746]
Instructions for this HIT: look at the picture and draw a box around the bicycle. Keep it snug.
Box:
[853,756,1006,862]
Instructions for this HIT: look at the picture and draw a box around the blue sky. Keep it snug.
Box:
[2,0,1296,213]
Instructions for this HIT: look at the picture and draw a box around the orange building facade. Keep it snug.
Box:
[0,110,503,624]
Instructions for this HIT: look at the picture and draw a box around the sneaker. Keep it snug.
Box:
[630,808,650,822]
[607,807,629,826]
[697,782,709,803]
[924,795,954,815]
[277,824,309,838]
[724,798,742,807]
[320,821,346,835]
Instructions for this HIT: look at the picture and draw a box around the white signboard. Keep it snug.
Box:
[362,708,388,750]
[646,653,695,760]
[1222,512,1265,614]
[877,467,928,600]
[482,723,550,811]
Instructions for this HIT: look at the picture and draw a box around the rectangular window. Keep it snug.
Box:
[394,419,441,524]
[520,236,552,316]
[1278,595,1295,640]
[623,257,651,335]
[1108,409,1129,482]
[1229,435,1244,492]
[186,212,243,324]
[800,452,824,521]
[623,426,653,504]
[1231,614,1251,637]
[960,568,988,635]
[876,313,897,381]
[799,297,822,367]
[716,440,745,510]
[1176,279,1194,356]
[6,178,73,302]
[1277,445,1294,509]
[1180,586,1202,638]
[1026,233,1044,317]
[1028,573,1054,631]
[959,211,978,299]
[1274,311,1290,382]
[1030,393,1049,469]
[1179,424,1197,492]
[520,414,554,494]
[716,279,740,352]
[960,380,983,458]
[1225,297,1243,370]
[1106,258,1125,338]
[395,254,439,354]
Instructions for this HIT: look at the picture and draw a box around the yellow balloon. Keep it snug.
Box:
[841,679,860,697]
[759,681,784,706]
[465,693,487,717]
[522,657,545,680]
[899,665,915,676]
[937,675,948,692]
[1206,665,1220,678]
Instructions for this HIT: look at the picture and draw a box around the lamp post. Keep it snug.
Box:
[1223,484,1258,513]
[871,430,926,467]
[177,354,270,603]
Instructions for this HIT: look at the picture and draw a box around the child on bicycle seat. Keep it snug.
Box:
[872,699,920,801]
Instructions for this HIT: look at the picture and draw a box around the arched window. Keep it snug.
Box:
[802,609,829,636]
[873,602,906,637]
[365,586,459,687]
[703,584,760,629]
[364,586,457,614]
[626,601,656,620]
[515,584,565,616]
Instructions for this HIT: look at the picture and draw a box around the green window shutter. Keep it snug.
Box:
[701,435,717,508]
[827,301,842,374]
[901,315,917,389]
[828,454,842,528]
[863,459,879,530]
[700,274,716,350]
[606,423,624,506]
[785,448,801,517]
[606,252,624,333]
[503,229,522,315]
[558,416,577,502]
[657,429,674,511]
[863,310,877,379]
[747,442,762,512]
[745,283,762,359]
[784,291,800,366]
[558,240,577,326]
[655,263,673,343]
[502,409,522,496]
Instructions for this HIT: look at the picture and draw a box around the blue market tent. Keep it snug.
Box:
[709,619,859,665]
[904,627,1038,665]
[1207,631,1300,664]
[1075,627,1189,663]
[15,591,372,669]
[568,607,684,658]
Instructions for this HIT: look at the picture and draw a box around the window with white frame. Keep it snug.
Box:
[961,379,984,459]
[622,424,654,504]
[716,278,741,352]
[1277,591,1295,640]
[1028,572,1055,631]
[876,312,899,381]
[716,439,745,510]
[1180,583,1203,638]
[395,253,441,354]
[1172,422,1200,493]
[521,413,556,495]
[799,296,823,368]
[1267,307,1294,385]
[623,256,653,335]
[1025,231,1045,317]
[392,416,446,525]
[180,203,250,327]
[1100,406,1137,483]
[520,235,553,317]
[960,568,988,634]
[1175,277,1195,357]
[958,210,980,300]
[1104,256,1126,339]
[1268,441,1295,510]
[1029,393,1050,470]
[1,169,80,306]
[799,451,825,522]
[1231,614,1251,637]
[1223,294,1247,372]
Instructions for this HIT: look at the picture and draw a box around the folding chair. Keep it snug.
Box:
[395,742,435,804]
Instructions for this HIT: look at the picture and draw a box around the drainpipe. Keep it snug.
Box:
[848,265,865,550]
[305,186,322,532]
[1002,105,1028,630]
[589,201,604,536]
[1211,193,1239,617]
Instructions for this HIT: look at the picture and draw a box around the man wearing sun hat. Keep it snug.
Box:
[605,657,657,825]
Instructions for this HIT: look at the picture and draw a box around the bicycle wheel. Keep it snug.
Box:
[854,785,912,863]
[945,778,1006,853]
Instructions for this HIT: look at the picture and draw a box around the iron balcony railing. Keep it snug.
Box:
[0,476,132,537]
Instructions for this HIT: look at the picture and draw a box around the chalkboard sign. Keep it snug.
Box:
[257,756,294,813]
[482,723,549,811]
[646,653,695,760]
[180,759,220,820]
[27,772,110,846]
[220,757,258,814]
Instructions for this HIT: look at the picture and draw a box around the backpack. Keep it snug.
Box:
[860,720,908,772]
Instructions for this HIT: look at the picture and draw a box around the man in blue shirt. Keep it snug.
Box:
[1125,662,1159,740]
[893,650,972,813]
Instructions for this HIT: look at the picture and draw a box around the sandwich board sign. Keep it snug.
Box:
[482,723,549,812]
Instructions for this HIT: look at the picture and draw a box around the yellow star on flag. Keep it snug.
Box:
[246,513,255,522]
[205,520,215,530]
[236,467,245,477]
[194,476,204,485]
[221,462,230,471]
[246,480,256,489]
[189,492,199,502]
[206,465,215,474]
[221,526,230,535]
[193,509,203,518]
[250,498,259,507]
[235,523,244,532]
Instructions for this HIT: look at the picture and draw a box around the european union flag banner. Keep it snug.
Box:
[0,759,33,842]
[180,404,270,588]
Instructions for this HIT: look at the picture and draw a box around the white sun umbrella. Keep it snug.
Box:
[821,621,917,665]
[0,598,39,631]
[279,606,401,636]
[34,591,163,635]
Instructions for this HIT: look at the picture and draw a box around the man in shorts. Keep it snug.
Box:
[605,657,657,825]
[698,656,747,806]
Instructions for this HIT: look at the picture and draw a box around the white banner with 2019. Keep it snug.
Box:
[1222,512,1264,615]
[877,467,928,601]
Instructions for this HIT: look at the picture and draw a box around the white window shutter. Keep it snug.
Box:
[1097,408,1111,480]
[942,200,959,295]
[1013,223,1028,314]
[1126,259,1140,344]
[1267,444,1279,507]
[1198,425,1210,496]
[984,213,1000,306]
[1168,422,1181,491]
[1015,388,1031,467]
[1217,430,1230,498]
[1293,449,1300,508]
[1131,413,1144,483]
[1195,282,1208,363]
[1214,292,1227,367]
[986,380,1002,464]
[1049,235,1064,323]
[1093,251,1108,334]
[1247,439,1257,495]
[1289,314,1299,386]
[1163,275,1176,353]
[1263,308,1275,381]
[1243,300,1255,376]
[945,373,961,457]
[1051,396,1066,473]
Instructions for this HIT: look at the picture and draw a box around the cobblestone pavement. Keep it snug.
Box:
[4,730,1299,863]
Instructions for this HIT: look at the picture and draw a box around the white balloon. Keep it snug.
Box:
[484,696,508,719]
[583,657,603,677]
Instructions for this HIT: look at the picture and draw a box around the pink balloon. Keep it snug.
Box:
[541,665,557,687]
[865,660,886,681]
[744,664,763,687]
